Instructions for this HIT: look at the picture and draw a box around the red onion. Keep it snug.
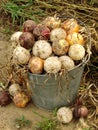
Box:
[0,91,11,106]
[23,20,37,33]
[73,105,88,118]
[33,24,50,40]
[19,32,35,49]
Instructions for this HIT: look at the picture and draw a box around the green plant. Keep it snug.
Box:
[32,110,57,130]
[15,115,31,129]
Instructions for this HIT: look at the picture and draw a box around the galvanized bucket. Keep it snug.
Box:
[28,18,91,110]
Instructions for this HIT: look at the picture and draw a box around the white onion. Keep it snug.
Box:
[44,56,61,74]
[68,44,85,60]
[13,46,31,64]
[9,83,21,96]
[59,55,75,71]
[32,40,52,59]
[50,28,66,42]
[10,31,23,43]
[57,107,73,124]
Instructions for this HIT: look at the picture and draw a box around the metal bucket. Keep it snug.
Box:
[28,17,91,110]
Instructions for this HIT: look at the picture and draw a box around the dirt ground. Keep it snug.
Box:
[0,30,80,130]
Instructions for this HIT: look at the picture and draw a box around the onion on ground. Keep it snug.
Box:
[32,40,52,59]
[57,107,73,124]
[9,83,21,96]
[13,91,30,108]
[13,46,31,65]
[28,56,44,74]
[0,91,11,106]
[68,44,85,60]
[44,56,61,74]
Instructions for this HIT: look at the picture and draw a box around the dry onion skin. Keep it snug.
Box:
[57,107,73,124]
[10,31,23,43]
[68,44,85,60]
[66,32,84,46]
[44,56,61,74]
[28,56,44,74]
[13,46,31,65]
[9,83,21,96]
[59,55,75,71]
[23,19,37,33]
[42,16,61,29]
[32,40,52,59]
[52,39,69,55]
[50,28,66,42]
[19,32,35,49]
[62,18,79,34]
[13,92,30,108]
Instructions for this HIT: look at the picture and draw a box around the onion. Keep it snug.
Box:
[52,39,69,55]
[44,56,61,74]
[19,32,35,49]
[32,40,52,59]
[59,55,75,71]
[66,32,84,45]
[57,107,73,124]
[62,18,79,34]
[13,91,30,108]
[28,56,44,74]
[9,83,21,96]
[10,31,23,43]
[68,44,85,60]
[23,20,37,33]
[13,46,31,64]
[0,91,11,106]
[73,106,88,118]
[33,24,50,40]
[50,28,66,42]
[42,16,61,29]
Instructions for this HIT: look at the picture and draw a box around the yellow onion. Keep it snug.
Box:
[57,107,73,124]
[44,56,61,74]
[42,16,61,29]
[68,44,85,60]
[66,32,84,45]
[13,46,31,64]
[32,40,52,59]
[52,39,69,55]
[59,55,75,71]
[50,28,66,42]
[62,18,79,34]
[13,91,30,108]
[28,56,44,74]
